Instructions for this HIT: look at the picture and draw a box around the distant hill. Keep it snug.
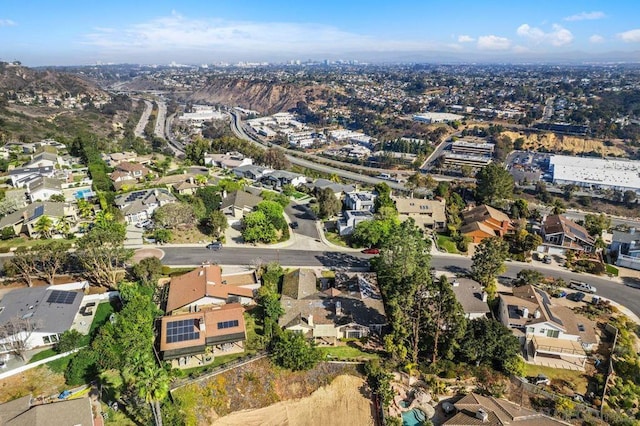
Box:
[0,62,138,143]
[187,77,333,114]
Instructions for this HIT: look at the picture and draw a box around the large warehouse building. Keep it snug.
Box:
[549,155,640,194]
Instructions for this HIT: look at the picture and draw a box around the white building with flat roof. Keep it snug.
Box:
[413,112,464,124]
[549,155,640,194]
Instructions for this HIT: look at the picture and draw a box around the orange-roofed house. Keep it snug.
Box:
[159,303,247,366]
[165,264,256,315]
[460,204,514,244]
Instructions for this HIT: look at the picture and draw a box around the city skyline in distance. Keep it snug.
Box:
[2,0,640,66]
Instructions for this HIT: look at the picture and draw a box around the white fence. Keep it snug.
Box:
[0,348,82,380]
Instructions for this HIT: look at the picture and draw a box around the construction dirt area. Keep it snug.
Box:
[212,374,375,426]
[501,130,627,156]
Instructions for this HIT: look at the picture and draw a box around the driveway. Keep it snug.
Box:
[285,202,320,240]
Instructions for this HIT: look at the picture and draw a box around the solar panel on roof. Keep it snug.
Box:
[46,290,77,305]
[166,318,200,344]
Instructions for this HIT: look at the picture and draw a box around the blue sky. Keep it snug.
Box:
[1,1,640,65]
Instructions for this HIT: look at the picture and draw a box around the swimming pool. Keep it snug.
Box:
[401,408,426,426]
[75,188,94,199]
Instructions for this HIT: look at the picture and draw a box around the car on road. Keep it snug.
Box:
[569,281,597,294]
[206,242,223,250]
[0,360,6,369]
[290,221,299,229]
[542,255,552,264]
[361,248,380,255]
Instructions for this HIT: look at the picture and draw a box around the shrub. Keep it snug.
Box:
[65,349,98,386]
[55,329,83,353]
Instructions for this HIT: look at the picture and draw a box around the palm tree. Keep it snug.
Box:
[94,210,114,227]
[135,364,170,426]
[329,173,342,183]
[56,216,72,235]
[194,174,208,185]
[77,199,93,219]
[34,215,53,239]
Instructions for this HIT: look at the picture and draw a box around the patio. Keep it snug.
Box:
[525,336,587,371]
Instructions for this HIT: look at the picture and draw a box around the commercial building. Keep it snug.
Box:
[443,152,492,168]
[450,140,495,156]
[549,155,640,194]
[412,112,464,124]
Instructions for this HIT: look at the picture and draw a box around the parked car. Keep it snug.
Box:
[206,241,223,250]
[361,248,380,255]
[569,281,597,294]
[551,289,567,298]
[571,291,586,302]
[442,401,456,415]
[531,374,551,386]
[0,360,6,369]
[290,221,299,229]
[543,255,552,264]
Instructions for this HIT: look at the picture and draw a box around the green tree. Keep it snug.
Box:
[55,329,83,353]
[205,210,228,238]
[458,319,521,374]
[195,186,222,213]
[514,269,544,287]
[135,363,171,426]
[263,147,290,170]
[282,184,295,197]
[261,190,290,208]
[426,276,466,363]
[351,219,394,248]
[55,215,72,235]
[314,187,341,219]
[374,182,395,212]
[153,203,196,229]
[471,237,509,300]
[75,228,134,290]
[36,241,71,285]
[270,330,320,371]
[154,228,172,243]
[584,213,611,237]
[184,137,210,165]
[34,215,54,238]
[242,210,278,244]
[49,193,66,202]
[7,246,39,286]
[475,163,514,205]
[131,257,163,286]
[623,190,637,207]
[65,349,98,386]
[364,360,394,409]
[510,199,529,219]
[77,199,93,219]
[551,198,566,215]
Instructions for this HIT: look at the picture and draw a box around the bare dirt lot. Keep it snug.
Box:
[212,374,374,426]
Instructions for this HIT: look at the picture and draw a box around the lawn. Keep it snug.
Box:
[437,234,459,254]
[28,348,57,363]
[324,230,348,247]
[180,352,251,377]
[291,191,311,200]
[318,345,380,360]
[523,364,588,394]
[605,264,619,277]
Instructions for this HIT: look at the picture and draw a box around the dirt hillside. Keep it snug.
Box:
[212,374,375,426]
[501,130,626,156]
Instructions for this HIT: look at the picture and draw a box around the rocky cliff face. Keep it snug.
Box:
[0,62,104,98]
[188,78,330,114]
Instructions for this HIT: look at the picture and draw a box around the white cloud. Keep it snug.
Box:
[564,11,606,21]
[589,34,604,44]
[0,19,16,27]
[477,35,511,51]
[81,12,438,56]
[516,23,573,46]
[457,35,475,43]
[618,29,640,43]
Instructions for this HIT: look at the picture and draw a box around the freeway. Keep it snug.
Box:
[133,99,153,138]
[159,246,640,317]
[154,98,167,139]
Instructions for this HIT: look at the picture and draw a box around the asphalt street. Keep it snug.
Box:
[159,247,640,317]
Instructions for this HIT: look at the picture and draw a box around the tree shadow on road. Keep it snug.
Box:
[621,276,640,289]
[315,251,371,270]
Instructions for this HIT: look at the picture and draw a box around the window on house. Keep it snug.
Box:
[547,330,560,338]
[43,336,50,344]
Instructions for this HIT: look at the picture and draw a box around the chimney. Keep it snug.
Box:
[335,301,342,317]
[534,309,541,319]
[522,307,529,318]
[307,314,314,326]
[481,292,488,302]
[452,280,460,287]
[476,409,489,423]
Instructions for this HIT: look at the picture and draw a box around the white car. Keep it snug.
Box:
[569,281,597,294]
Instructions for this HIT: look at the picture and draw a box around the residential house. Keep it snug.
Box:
[279,269,386,345]
[204,152,253,169]
[611,229,640,271]
[0,286,84,355]
[25,151,63,168]
[260,170,306,190]
[172,179,201,196]
[220,190,263,222]
[0,395,95,426]
[541,214,596,254]
[498,285,598,369]
[0,202,77,237]
[460,204,514,243]
[158,303,247,365]
[303,179,355,199]
[9,166,55,188]
[101,151,152,167]
[233,164,272,181]
[109,170,137,191]
[344,191,376,212]
[338,210,374,236]
[450,278,490,320]
[114,188,176,224]
[26,177,63,202]
[393,197,447,231]
[114,162,151,181]
[443,392,567,425]
[165,264,256,315]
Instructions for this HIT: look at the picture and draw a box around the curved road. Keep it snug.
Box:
[134,99,153,138]
[158,246,640,317]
